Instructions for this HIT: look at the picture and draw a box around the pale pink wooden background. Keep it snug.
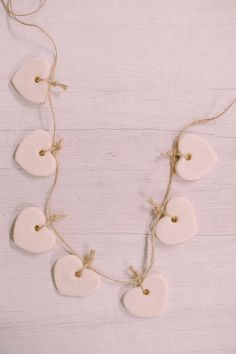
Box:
[0,1,236,353]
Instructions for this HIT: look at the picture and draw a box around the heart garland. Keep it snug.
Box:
[2,0,234,318]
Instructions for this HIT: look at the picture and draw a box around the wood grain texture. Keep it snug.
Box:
[0,1,236,353]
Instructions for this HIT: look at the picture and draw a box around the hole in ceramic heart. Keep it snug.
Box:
[35,225,40,232]
[185,153,192,161]
[75,270,82,277]
[143,289,150,295]
[171,216,178,223]
[39,149,45,156]
[34,76,41,83]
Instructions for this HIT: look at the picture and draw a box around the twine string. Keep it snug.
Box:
[35,214,66,231]
[2,0,60,145]
[2,0,47,17]
[3,0,58,67]
[148,197,174,220]
[75,250,96,277]
[2,0,236,287]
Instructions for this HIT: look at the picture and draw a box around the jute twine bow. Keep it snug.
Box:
[147,197,178,240]
[160,150,191,161]
[35,76,68,91]
[75,250,96,277]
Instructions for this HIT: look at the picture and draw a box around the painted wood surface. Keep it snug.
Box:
[0,1,236,353]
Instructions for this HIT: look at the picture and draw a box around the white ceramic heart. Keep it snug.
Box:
[175,133,217,181]
[156,196,197,245]
[123,273,168,318]
[15,129,56,177]
[12,57,51,104]
[54,255,101,297]
[13,207,56,253]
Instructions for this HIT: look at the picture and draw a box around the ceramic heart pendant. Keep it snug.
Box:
[175,134,217,181]
[15,129,57,177]
[156,196,197,245]
[54,255,101,297]
[13,207,56,253]
[123,273,168,318]
[12,58,51,104]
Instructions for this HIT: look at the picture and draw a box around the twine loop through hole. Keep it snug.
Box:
[35,214,66,232]
[129,267,150,295]
[75,250,96,277]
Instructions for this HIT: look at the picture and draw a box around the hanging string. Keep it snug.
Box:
[2,0,236,288]
[35,76,68,91]
[2,0,58,67]
[148,96,236,243]
[39,138,63,157]
[148,197,175,220]
[160,96,236,213]
[1,0,46,17]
